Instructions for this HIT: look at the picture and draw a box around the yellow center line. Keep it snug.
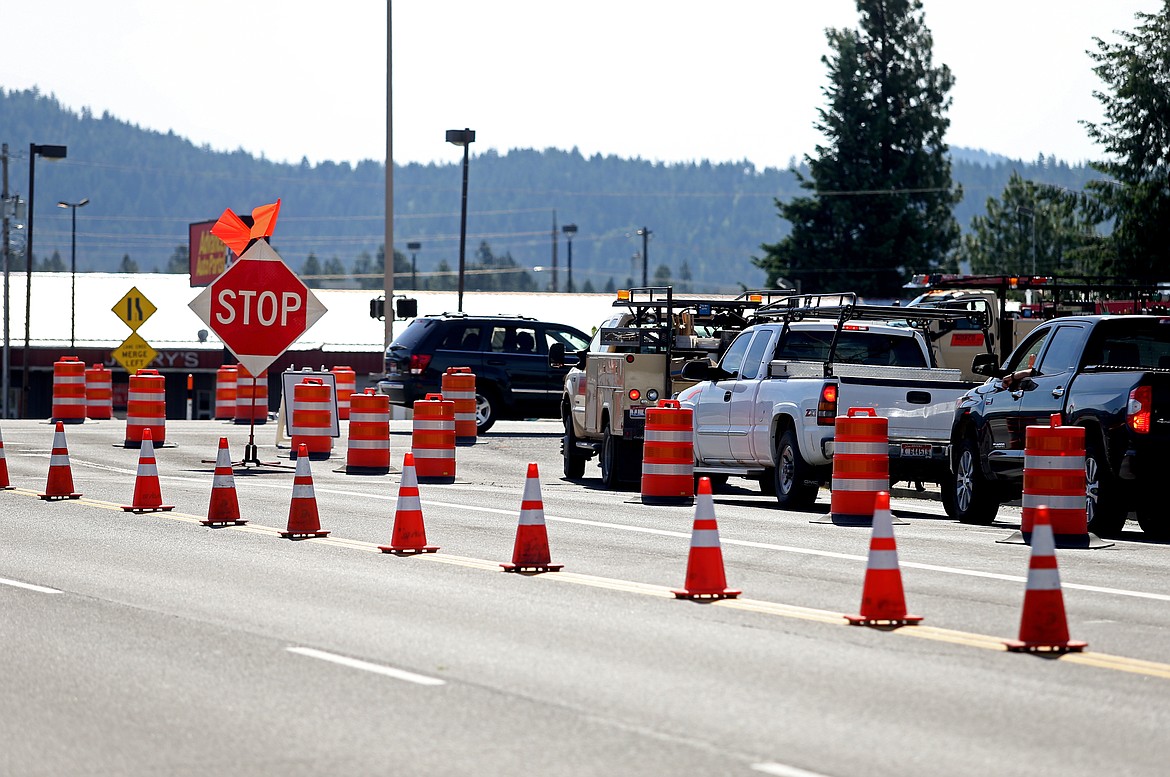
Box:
[9,488,1170,681]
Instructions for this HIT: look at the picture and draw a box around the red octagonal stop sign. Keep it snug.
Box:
[189,240,326,376]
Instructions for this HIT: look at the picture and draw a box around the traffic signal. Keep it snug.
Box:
[369,297,385,320]
[395,297,418,319]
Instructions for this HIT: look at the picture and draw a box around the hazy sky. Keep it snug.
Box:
[5,1,1157,169]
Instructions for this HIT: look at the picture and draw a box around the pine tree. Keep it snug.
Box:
[301,253,322,287]
[754,0,961,298]
[119,254,138,273]
[1083,6,1170,280]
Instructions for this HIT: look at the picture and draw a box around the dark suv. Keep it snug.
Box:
[377,313,590,432]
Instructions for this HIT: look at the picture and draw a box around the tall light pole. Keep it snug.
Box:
[57,197,89,348]
[446,128,475,312]
[24,143,67,417]
[636,226,652,286]
[562,223,577,293]
[407,240,421,289]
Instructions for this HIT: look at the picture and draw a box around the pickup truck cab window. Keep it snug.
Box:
[739,328,776,380]
[718,332,754,378]
[1004,329,1050,373]
[1034,325,1086,375]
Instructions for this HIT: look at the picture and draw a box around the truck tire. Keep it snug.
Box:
[475,388,498,434]
[950,437,999,524]
[773,429,819,510]
[600,425,624,488]
[562,407,587,479]
[1085,435,1127,536]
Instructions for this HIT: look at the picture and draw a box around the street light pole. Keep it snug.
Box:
[446,129,475,312]
[24,143,67,417]
[636,226,652,286]
[407,240,421,289]
[57,197,89,349]
[562,223,577,293]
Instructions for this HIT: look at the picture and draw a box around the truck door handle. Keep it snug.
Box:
[486,359,506,366]
[1011,390,1024,400]
[723,391,732,402]
[1051,387,1065,398]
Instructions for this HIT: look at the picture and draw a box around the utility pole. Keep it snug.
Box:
[1,143,9,419]
[550,210,558,292]
[637,226,652,286]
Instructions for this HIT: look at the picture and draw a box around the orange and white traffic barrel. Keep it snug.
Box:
[331,365,356,421]
[828,407,889,526]
[442,367,478,445]
[640,399,694,505]
[215,365,238,420]
[125,368,166,448]
[234,365,268,425]
[51,356,87,424]
[412,393,455,484]
[1010,413,1109,549]
[346,388,390,474]
[84,363,113,420]
[290,377,334,460]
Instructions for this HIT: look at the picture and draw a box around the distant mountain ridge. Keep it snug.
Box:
[0,88,1100,291]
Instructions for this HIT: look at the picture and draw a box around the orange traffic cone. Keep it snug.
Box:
[1005,505,1087,653]
[0,424,12,490]
[121,428,175,513]
[380,452,439,555]
[39,421,82,501]
[501,463,563,573]
[672,477,740,600]
[845,491,922,626]
[281,443,330,539]
[202,437,245,526]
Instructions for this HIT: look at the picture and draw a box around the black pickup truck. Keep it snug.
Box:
[946,315,1170,538]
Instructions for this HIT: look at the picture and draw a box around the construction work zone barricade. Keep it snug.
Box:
[672,476,739,600]
[501,463,561,572]
[331,365,356,421]
[281,444,330,539]
[441,367,478,445]
[845,491,922,626]
[1004,506,1087,653]
[51,356,86,424]
[84,363,113,420]
[640,399,694,505]
[125,369,166,448]
[234,365,268,425]
[379,452,438,554]
[346,388,391,474]
[290,378,334,460]
[0,425,12,489]
[121,428,174,513]
[215,366,238,420]
[1000,414,1110,549]
[40,421,82,500]
[820,407,893,526]
[411,393,455,484]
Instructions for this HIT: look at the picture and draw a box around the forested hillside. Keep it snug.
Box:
[1,88,1101,292]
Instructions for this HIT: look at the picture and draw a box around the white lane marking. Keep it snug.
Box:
[286,647,445,686]
[752,762,833,777]
[0,576,61,594]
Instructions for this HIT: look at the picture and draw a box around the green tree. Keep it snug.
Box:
[165,244,188,273]
[653,264,672,286]
[301,253,322,287]
[678,261,693,293]
[1083,6,1170,280]
[582,279,597,294]
[754,0,961,297]
[960,172,1102,276]
[352,250,375,289]
[322,256,347,288]
[119,254,138,273]
[431,260,457,290]
[43,250,66,272]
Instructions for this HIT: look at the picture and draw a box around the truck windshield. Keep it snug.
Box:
[775,330,926,367]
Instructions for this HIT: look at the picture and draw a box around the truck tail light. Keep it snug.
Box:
[1128,385,1152,434]
[817,383,838,426]
[409,354,432,375]
[628,389,641,401]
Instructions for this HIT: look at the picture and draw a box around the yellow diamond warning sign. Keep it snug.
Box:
[112,287,157,332]
[112,332,158,374]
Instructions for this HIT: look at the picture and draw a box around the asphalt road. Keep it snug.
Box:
[2,418,1169,777]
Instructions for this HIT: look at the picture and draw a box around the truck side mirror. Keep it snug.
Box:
[548,342,579,368]
[971,352,1004,377]
[680,360,717,381]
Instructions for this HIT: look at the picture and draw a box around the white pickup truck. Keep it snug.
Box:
[676,294,986,508]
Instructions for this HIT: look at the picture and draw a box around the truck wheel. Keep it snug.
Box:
[773,430,819,510]
[475,388,498,434]
[562,407,587,479]
[600,426,623,488]
[951,437,999,524]
[1085,436,1127,536]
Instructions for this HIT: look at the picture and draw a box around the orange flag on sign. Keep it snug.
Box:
[210,199,282,255]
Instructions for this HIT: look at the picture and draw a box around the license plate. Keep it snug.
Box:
[387,364,400,375]
[628,407,645,418]
[900,443,933,458]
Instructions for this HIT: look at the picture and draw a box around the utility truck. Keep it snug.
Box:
[676,293,988,507]
[550,287,786,486]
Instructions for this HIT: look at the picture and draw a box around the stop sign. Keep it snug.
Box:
[189,240,326,376]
